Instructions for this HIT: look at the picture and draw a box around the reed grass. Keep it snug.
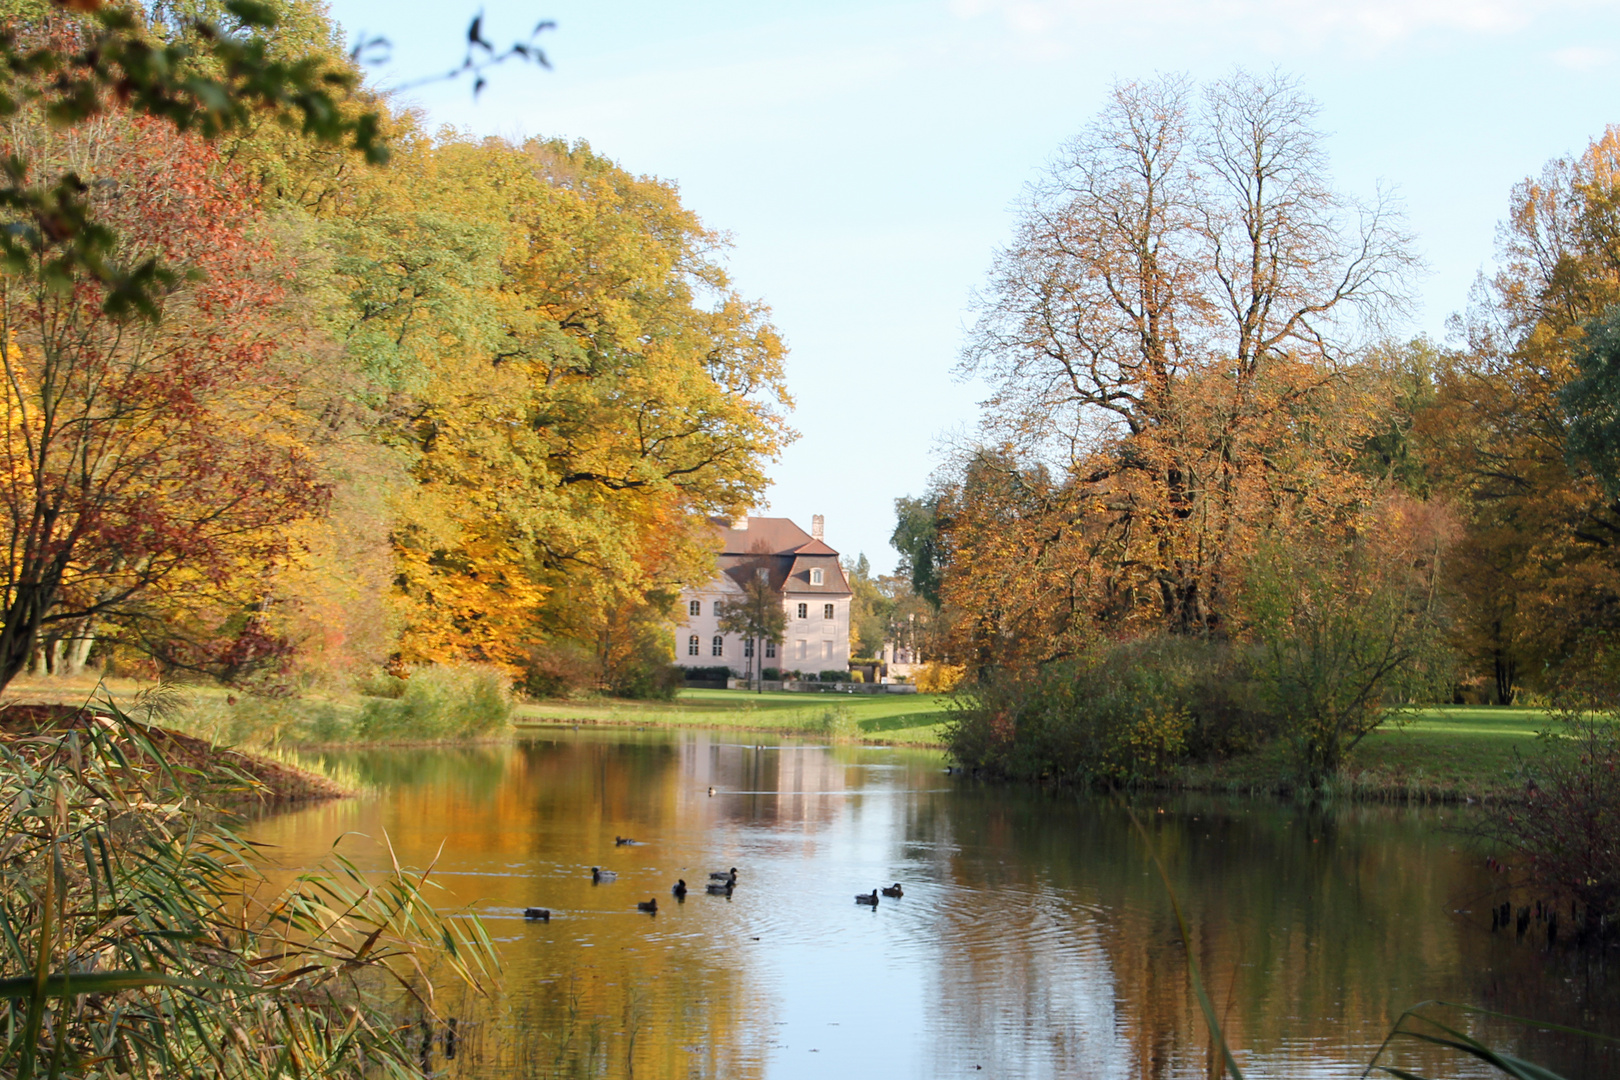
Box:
[0,695,498,1079]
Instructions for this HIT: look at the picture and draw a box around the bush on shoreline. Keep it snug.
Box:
[358,663,513,740]
[945,638,1272,785]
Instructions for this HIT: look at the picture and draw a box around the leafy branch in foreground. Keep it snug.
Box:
[0,696,497,1078]
[0,0,388,319]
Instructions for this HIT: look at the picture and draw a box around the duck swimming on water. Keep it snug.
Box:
[706,880,735,896]
[855,890,879,906]
[591,867,616,883]
[637,898,658,913]
[524,908,551,921]
[672,879,688,898]
[709,867,738,883]
[881,883,903,898]
[615,836,637,846]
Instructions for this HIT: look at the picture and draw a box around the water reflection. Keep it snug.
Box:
[245,731,1620,1079]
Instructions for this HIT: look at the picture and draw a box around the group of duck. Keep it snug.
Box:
[522,834,905,919]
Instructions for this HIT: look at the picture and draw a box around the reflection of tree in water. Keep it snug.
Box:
[439,957,771,1080]
[904,790,1620,1079]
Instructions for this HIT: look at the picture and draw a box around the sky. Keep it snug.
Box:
[323,0,1620,574]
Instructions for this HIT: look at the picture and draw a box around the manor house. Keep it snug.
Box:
[676,513,852,677]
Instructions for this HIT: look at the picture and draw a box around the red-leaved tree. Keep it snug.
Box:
[0,111,325,690]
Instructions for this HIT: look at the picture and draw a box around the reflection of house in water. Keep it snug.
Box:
[676,734,856,828]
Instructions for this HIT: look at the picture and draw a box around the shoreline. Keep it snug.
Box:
[0,703,348,804]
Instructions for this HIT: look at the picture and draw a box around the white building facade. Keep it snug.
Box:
[675,513,853,677]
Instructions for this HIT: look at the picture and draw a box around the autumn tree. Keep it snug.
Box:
[957,70,1413,653]
[0,111,327,691]
[314,134,791,682]
[1424,125,1620,700]
[843,553,890,658]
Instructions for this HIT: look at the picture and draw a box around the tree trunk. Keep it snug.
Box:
[1494,651,1517,706]
[0,580,56,692]
[64,626,95,675]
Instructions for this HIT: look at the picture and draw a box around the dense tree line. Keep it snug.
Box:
[0,0,792,697]
[903,72,1620,783]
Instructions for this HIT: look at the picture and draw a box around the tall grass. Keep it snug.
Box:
[358,664,513,741]
[0,697,499,1078]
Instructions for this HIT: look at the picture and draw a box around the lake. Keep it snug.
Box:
[248,730,1620,1079]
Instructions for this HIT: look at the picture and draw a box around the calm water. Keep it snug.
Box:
[248,730,1620,1079]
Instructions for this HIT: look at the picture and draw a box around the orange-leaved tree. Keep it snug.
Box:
[952,70,1413,666]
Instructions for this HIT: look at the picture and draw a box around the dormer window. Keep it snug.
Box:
[810,568,823,586]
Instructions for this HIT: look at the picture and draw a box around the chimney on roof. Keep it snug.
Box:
[734,511,748,531]
[811,514,824,541]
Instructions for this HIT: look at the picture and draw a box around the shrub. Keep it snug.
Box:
[915,662,966,693]
[817,705,858,739]
[1481,700,1620,920]
[762,667,781,680]
[615,662,684,700]
[521,639,597,699]
[851,670,865,683]
[945,637,1270,785]
[683,665,735,682]
[357,663,513,741]
[356,671,407,699]
[818,669,846,683]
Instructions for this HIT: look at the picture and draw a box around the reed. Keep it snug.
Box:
[0,697,498,1079]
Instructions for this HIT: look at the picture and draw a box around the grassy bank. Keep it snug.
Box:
[516,687,954,746]
[0,675,1548,799]
[1173,705,1545,801]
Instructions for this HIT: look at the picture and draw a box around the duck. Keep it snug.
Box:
[591,867,616,883]
[855,890,880,906]
[706,880,735,896]
[709,867,739,883]
[615,836,637,846]
[524,907,551,921]
[672,879,688,899]
[707,786,716,796]
[881,883,903,898]
[637,898,658,913]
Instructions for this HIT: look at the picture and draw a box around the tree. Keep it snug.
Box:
[0,112,326,691]
[1244,497,1452,783]
[958,70,1413,642]
[891,494,943,609]
[1424,125,1620,700]
[716,562,784,692]
[843,552,891,658]
[360,136,793,677]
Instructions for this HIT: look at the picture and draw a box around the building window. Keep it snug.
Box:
[689,599,701,617]
[712,635,725,657]
[811,568,823,585]
[797,603,807,619]
[823,603,834,620]
[744,639,754,658]
[766,640,776,658]
[688,635,699,656]
[796,640,807,660]
[823,640,833,659]
[713,600,724,616]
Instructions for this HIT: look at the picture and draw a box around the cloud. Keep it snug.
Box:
[948,0,1609,51]
[1551,44,1614,70]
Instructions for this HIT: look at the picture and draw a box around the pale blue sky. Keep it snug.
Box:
[325,0,1620,574]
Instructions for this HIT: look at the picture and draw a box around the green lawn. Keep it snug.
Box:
[515,688,953,747]
[1182,705,1547,799]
